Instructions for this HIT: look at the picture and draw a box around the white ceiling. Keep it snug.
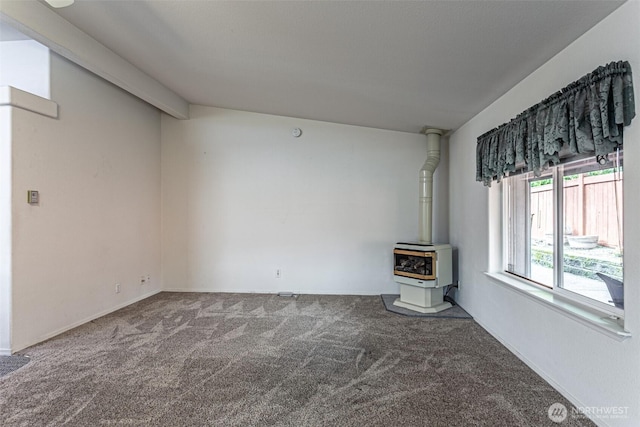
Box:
[49,0,623,133]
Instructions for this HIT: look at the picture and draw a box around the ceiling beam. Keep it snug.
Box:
[0,0,189,119]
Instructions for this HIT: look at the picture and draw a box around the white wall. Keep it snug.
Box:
[449,2,639,425]
[162,106,449,295]
[0,39,50,99]
[9,53,162,352]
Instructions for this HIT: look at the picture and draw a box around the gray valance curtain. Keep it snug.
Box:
[476,61,635,186]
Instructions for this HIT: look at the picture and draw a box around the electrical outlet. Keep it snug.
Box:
[115,283,121,294]
[276,269,282,279]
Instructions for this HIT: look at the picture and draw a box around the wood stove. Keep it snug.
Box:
[393,242,453,313]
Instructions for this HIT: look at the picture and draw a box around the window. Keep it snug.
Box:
[504,150,623,314]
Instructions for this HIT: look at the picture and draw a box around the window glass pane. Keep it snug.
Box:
[561,155,623,308]
[505,174,529,277]
[505,172,554,288]
[529,174,554,287]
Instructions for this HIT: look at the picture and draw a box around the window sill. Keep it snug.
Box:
[484,272,631,341]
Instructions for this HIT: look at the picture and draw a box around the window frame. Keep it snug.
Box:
[502,153,624,320]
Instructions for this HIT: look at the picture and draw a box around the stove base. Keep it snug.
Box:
[393,283,452,313]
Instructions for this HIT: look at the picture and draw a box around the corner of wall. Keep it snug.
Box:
[0,106,13,353]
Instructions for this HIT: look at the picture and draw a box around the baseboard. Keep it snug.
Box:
[0,347,11,356]
[472,316,610,427]
[162,287,391,296]
[162,287,240,293]
[12,289,162,354]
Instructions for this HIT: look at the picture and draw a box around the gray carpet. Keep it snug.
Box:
[0,356,30,378]
[381,294,472,318]
[0,292,593,426]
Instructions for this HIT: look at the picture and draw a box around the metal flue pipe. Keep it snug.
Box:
[418,129,443,244]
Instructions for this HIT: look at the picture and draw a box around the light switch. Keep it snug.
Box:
[27,190,39,204]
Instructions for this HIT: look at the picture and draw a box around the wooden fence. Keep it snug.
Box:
[530,173,623,248]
